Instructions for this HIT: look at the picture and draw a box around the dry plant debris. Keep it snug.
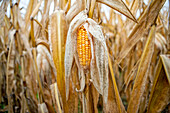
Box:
[0,0,169,113]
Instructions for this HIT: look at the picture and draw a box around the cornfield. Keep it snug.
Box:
[0,0,169,113]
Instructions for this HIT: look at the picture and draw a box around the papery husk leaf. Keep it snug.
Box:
[127,25,156,113]
[0,2,6,27]
[37,44,52,86]
[87,18,106,44]
[65,10,87,99]
[90,59,102,94]
[76,69,85,93]
[87,18,108,104]
[49,10,68,112]
[97,0,137,23]
[36,42,56,75]
[147,55,170,113]
[116,0,166,64]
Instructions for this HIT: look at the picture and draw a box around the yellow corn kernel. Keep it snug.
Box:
[77,26,91,68]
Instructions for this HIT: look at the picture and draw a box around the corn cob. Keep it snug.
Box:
[77,26,91,68]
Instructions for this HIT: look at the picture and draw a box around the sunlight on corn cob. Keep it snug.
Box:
[77,26,91,68]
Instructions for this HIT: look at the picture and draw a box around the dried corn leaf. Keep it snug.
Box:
[160,55,170,83]
[93,38,108,104]
[24,86,38,113]
[97,0,137,23]
[116,0,166,64]
[91,85,99,113]
[0,4,5,27]
[30,0,43,18]
[76,69,85,93]
[50,83,62,113]
[147,55,170,113]
[87,18,109,104]
[90,59,102,94]
[129,0,139,15]
[138,76,150,113]
[25,0,34,30]
[124,59,140,91]
[67,63,79,113]
[89,0,97,18]
[37,44,52,86]
[66,0,85,24]
[43,84,55,113]
[104,74,126,113]
[6,30,16,113]
[49,10,68,112]
[127,25,155,113]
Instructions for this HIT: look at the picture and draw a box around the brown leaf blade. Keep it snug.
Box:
[97,0,137,23]
[127,25,156,113]
[116,0,166,64]
[147,55,170,113]
[87,18,109,104]
[161,55,170,83]
[49,10,67,113]
[6,30,16,113]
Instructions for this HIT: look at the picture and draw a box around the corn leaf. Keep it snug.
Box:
[116,0,166,64]
[97,0,137,23]
[147,55,170,113]
[127,25,155,113]
[49,10,67,112]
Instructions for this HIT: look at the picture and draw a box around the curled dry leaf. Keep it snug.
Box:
[116,0,166,64]
[66,0,85,24]
[6,30,16,113]
[147,55,170,113]
[24,86,38,113]
[37,44,52,86]
[155,33,167,51]
[127,25,155,113]
[50,83,62,113]
[65,10,109,103]
[97,0,137,23]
